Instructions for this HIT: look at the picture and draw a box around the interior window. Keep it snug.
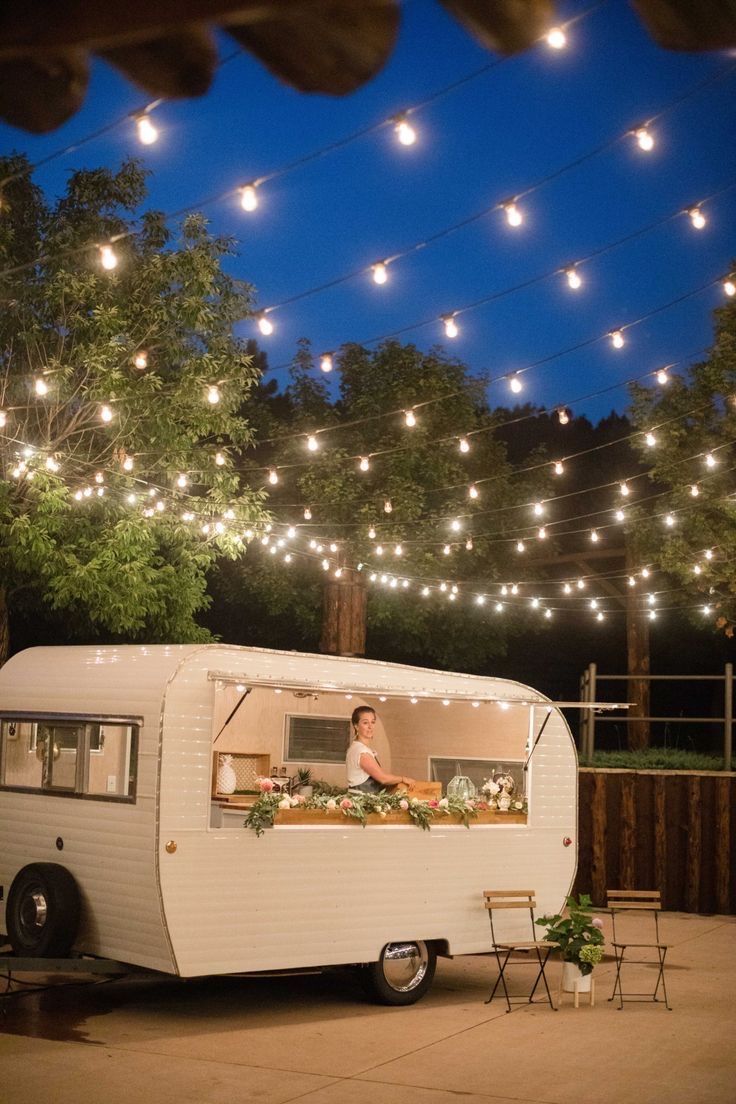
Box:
[430,757,525,796]
[284,715,351,763]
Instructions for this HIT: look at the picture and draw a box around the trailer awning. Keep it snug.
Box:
[207,671,629,711]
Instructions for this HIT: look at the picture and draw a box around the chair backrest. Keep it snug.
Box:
[607,889,662,943]
[483,890,537,944]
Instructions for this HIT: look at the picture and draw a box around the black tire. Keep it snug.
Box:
[360,941,437,1005]
[6,863,81,957]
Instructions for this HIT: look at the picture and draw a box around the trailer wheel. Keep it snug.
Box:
[361,941,437,1005]
[6,863,80,957]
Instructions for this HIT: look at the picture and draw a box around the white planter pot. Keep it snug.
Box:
[562,961,592,993]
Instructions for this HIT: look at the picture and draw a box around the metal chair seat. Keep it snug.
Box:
[482,891,557,1012]
[607,890,672,1010]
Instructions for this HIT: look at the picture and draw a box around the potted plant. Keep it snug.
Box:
[295,766,313,797]
[535,893,605,993]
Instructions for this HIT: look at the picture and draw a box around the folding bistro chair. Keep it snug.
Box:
[607,890,672,1010]
[482,890,557,1012]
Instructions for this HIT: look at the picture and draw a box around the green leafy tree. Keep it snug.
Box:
[0,155,268,663]
[209,339,552,671]
[627,293,736,634]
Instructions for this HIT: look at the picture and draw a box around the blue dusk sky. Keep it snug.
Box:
[2,0,735,422]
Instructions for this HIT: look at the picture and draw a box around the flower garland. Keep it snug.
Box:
[244,777,527,836]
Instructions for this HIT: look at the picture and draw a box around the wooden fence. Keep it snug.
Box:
[574,768,735,914]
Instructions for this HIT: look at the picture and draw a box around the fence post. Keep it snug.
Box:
[585,663,597,761]
[725,663,733,772]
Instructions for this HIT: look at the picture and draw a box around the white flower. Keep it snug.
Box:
[278,797,291,809]
[514,800,523,810]
[326,798,337,811]
[484,780,500,795]
[399,799,409,811]
[438,797,449,809]
[464,800,475,810]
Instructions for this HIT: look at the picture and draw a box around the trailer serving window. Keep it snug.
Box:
[0,714,139,801]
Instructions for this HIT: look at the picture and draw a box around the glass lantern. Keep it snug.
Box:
[447,774,477,801]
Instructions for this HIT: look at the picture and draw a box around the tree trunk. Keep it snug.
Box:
[626,545,650,750]
[320,568,367,657]
[0,586,9,668]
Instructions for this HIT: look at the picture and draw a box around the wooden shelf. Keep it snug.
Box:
[273,808,527,827]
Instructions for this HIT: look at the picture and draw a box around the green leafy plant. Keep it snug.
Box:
[295,766,313,787]
[535,893,605,975]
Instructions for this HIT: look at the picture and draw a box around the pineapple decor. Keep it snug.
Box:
[216,754,237,795]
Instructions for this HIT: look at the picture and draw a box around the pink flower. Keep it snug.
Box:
[428,799,439,808]
[592,917,604,930]
[399,799,409,811]
[258,777,274,792]
[293,793,306,805]
[340,798,353,809]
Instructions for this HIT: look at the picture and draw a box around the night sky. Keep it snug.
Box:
[2,1,735,422]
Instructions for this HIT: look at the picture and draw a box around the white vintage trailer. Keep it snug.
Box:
[0,644,588,1003]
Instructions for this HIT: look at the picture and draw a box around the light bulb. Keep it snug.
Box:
[421,586,430,597]
[554,461,564,475]
[615,509,625,522]
[176,473,187,488]
[100,404,113,423]
[664,514,675,527]
[590,599,598,610]
[504,202,523,227]
[516,541,525,553]
[620,482,630,497]
[368,526,376,539]
[94,471,104,484]
[705,452,716,468]
[563,583,572,594]
[642,567,650,578]
[610,329,625,349]
[465,537,473,550]
[546,26,567,49]
[689,206,706,229]
[590,529,599,542]
[45,456,59,472]
[384,499,393,513]
[306,434,319,452]
[133,350,148,369]
[258,313,274,336]
[394,116,417,146]
[495,602,504,613]
[704,549,713,560]
[375,545,384,556]
[634,126,654,151]
[545,609,553,620]
[404,409,416,427]
[690,484,699,497]
[577,578,585,589]
[207,385,220,404]
[122,455,134,472]
[566,267,582,289]
[509,374,523,394]
[724,279,736,297]
[319,353,333,373]
[703,605,711,615]
[557,407,570,425]
[99,244,118,270]
[304,506,312,520]
[443,315,459,338]
[533,502,544,516]
[34,377,48,396]
[656,368,669,385]
[240,184,258,212]
[215,451,226,466]
[268,469,279,485]
[693,563,702,575]
[596,612,605,622]
[628,576,636,587]
[450,518,462,531]
[372,262,388,285]
[394,544,402,556]
[531,597,540,609]
[645,432,657,447]
[443,544,451,556]
[476,595,485,606]
[647,593,656,606]
[458,437,470,453]
[359,456,370,472]
[538,527,547,540]
[136,114,158,145]
[468,484,479,499]
[284,553,292,564]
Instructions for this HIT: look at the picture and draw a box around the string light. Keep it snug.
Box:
[133,350,148,370]
[206,385,221,404]
[704,452,716,468]
[546,26,567,49]
[442,314,459,338]
[319,353,333,373]
[553,461,564,475]
[384,499,393,513]
[268,469,279,485]
[359,456,370,472]
[458,436,470,453]
[615,509,626,522]
[367,525,376,539]
[34,377,49,397]
[176,473,188,488]
[504,202,523,228]
[135,113,158,145]
[645,432,657,447]
[610,329,625,349]
[688,206,706,229]
[557,407,570,426]
[404,409,417,427]
[394,543,403,556]
[656,367,669,385]
[394,115,417,146]
[620,481,630,497]
[215,452,226,466]
[465,537,473,550]
[468,483,479,499]
[99,405,113,423]
[306,434,319,452]
[258,313,274,336]
[690,484,700,496]
[649,609,657,621]
[450,518,462,532]
[633,126,654,151]
[99,244,118,270]
[304,506,312,520]
[372,262,388,285]
[240,184,258,212]
[590,529,600,542]
[516,540,525,553]
[664,513,676,527]
[443,544,451,555]
[508,374,523,394]
[565,266,582,290]
[537,527,547,540]
[725,278,736,297]
[628,576,636,587]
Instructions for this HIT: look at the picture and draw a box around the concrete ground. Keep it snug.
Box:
[1,911,734,1104]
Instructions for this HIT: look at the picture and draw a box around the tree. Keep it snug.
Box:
[627,293,736,634]
[0,155,268,664]
[208,339,553,671]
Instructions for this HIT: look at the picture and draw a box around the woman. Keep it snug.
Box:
[346,705,416,794]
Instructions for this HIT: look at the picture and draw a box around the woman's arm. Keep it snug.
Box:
[359,753,415,788]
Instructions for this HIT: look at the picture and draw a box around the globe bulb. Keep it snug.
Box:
[240,184,258,212]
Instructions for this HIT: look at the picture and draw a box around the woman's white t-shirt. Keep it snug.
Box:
[346,739,378,787]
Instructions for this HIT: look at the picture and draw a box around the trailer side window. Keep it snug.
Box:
[284,715,351,764]
[430,757,525,796]
[0,718,138,801]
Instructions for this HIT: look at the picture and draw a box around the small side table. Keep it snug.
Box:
[558,976,595,1008]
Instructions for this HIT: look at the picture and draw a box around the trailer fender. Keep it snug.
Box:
[6,863,81,957]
